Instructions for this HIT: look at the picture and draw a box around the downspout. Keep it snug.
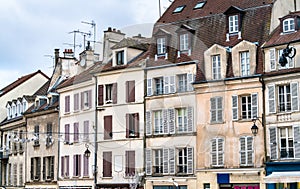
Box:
[294,0,297,12]
[93,75,98,189]
[57,109,61,188]
[259,76,267,163]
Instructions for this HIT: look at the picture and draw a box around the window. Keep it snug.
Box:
[46,123,53,147]
[177,108,187,132]
[154,78,164,95]
[116,50,124,65]
[126,80,135,103]
[65,124,70,144]
[43,156,54,180]
[98,85,104,106]
[83,155,89,177]
[73,154,81,177]
[19,130,24,152]
[125,151,135,176]
[103,151,112,177]
[240,51,250,76]
[229,15,238,33]
[22,101,27,113]
[104,116,112,140]
[61,156,69,177]
[278,48,294,69]
[279,127,294,158]
[173,5,185,13]
[74,122,79,143]
[34,125,39,146]
[232,93,258,121]
[19,163,23,185]
[179,33,189,51]
[30,157,41,180]
[154,149,163,174]
[177,148,187,173]
[126,113,139,138]
[211,138,224,167]
[178,74,187,92]
[81,90,92,109]
[157,37,166,55]
[13,163,17,186]
[194,1,206,9]
[105,83,117,104]
[65,95,70,113]
[83,120,89,142]
[283,18,295,33]
[279,85,291,112]
[154,110,163,134]
[204,184,210,189]
[210,97,223,123]
[74,93,79,111]
[212,55,221,80]
[240,136,253,166]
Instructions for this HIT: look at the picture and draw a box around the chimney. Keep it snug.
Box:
[63,49,74,58]
[54,49,59,65]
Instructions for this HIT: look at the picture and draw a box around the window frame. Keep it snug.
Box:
[211,138,224,167]
[239,136,253,166]
[157,37,166,55]
[177,108,188,133]
[212,54,221,80]
[279,127,294,159]
[240,51,250,76]
[210,97,223,123]
[153,149,163,174]
[179,33,189,52]
[154,110,164,134]
[173,5,185,13]
[154,77,164,95]
[229,15,239,33]
[177,148,188,174]
[283,18,295,33]
[116,50,125,65]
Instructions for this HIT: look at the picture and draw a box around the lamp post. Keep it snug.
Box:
[279,43,296,67]
[84,144,91,158]
[251,121,259,136]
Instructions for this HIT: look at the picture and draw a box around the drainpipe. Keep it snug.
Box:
[294,0,297,12]
[57,110,61,187]
[93,75,98,189]
[259,76,267,164]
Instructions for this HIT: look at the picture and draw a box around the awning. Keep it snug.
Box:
[264,171,300,183]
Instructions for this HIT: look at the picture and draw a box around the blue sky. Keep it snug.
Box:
[0,0,171,89]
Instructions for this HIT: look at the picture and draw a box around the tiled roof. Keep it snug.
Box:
[0,70,49,97]
[34,80,50,95]
[158,0,273,23]
[111,37,150,51]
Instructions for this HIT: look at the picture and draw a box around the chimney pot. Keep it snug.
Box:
[113,28,116,32]
[108,27,112,31]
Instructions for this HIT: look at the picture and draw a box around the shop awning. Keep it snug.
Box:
[264,171,300,183]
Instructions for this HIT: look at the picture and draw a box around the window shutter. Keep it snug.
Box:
[240,137,246,165]
[187,107,193,132]
[217,138,224,165]
[270,48,276,71]
[217,97,223,122]
[74,93,79,111]
[125,81,129,102]
[146,111,152,136]
[145,149,152,175]
[37,158,41,179]
[126,114,130,138]
[65,124,70,143]
[98,85,104,106]
[187,73,194,91]
[269,128,278,160]
[163,109,169,134]
[103,152,112,177]
[247,137,253,165]
[289,46,294,68]
[65,96,70,113]
[66,156,69,177]
[293,126,300,158]
[83,155,89,176]
[135,113,140,137]
[232,95,238,120]
[61,157,65,177]
[79,155,82,177]
[164,76,169,94]
[112,83,117,104]
[211,139,217,166]
[74,122,79,142]
[210,98,216,122]
[170,76,176,93]
[187,147,193,174]
[147,79,153,96]
[104,116,112,140]
[169,109,175,134]
[81,92,84,110]
[251,93,258,119]
[88,90,92,108]
[73,155,75,176]
[126,81,135,103]
[291,82,299,111]
[84,121,89,142]
[50,156,54,179]
[43,157,46,180]
[169,148,175,174]
[163,148,169,174]
[268,85,276,113]
[31,158,34,180]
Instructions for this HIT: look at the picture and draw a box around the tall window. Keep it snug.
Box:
[179,33,189,51]
[279,84,291,112]
[83,121,89,142]
[83,155,89,177]
[74,93,79,111]
[65,95,70,113]
[13,163,17,186]
[211,138,224,167]
[19,163,23,185]
[229,15,238,33]
[81,90,92,109]
[154,149,163,174]
[46,123,53,147]
[154,110,163,134]
[279,127,294,158]
[34,125,39,146]
[240,136,253,166]
[126,80,135,103]
[240,51,250,76]
[177,108,188,132]
[73,154,81,177]
[105,83,117,104]
[31,157,41,180]
[212,55,221,80]
[125,151,135,176]
[232,94,258,121]
[61,156,69,177]
[283,18,295,33]
[103,152,112,177]
[178,74,187,92]
[74,122,79,143]
[157,37,166,55]
[126,113,139,138]
[154,77,164,95]
[210,97,223,123]
[104,116,113,140]
[43,156,54,180]
[116,50,124,65]
[177,148,187,173]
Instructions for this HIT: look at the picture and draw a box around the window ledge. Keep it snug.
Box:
[280,30,297,35]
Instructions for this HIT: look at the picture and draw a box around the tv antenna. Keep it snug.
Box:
[68,30,91,54]
[81,20,96,50]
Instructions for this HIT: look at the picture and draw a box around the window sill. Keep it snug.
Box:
[102,176,113,179]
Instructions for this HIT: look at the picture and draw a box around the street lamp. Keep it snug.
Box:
[84,144,91,158]
[279,43,296,67]
[251,121,259,136]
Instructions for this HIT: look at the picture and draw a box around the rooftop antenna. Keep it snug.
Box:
[78,31,92,50]
[68,30,80,55]
[44,55,55,69]
[158,0,173,17]
[82,20,96,50]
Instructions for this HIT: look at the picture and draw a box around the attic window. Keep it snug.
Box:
[194,1,206,9]
[283,18,295,33]
[173,5,185,13]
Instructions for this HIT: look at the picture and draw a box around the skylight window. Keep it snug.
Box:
[173,5,185,13]
[194,1,206,9]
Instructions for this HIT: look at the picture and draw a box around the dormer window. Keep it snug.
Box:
[240,51,250,76]
[173,5,185,13]
[283,18,295,33]
[229,15,239,33]
[180,33,189,52]
[116,50,124,65]
[22,101,27,113]
[157,37,166,55]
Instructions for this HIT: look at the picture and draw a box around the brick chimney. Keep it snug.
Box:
[102,27,125,63]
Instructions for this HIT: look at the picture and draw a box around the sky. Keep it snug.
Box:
[0,0,172,89]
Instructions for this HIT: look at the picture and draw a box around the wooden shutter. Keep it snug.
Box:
[217,97,223,122]
[232,95,238,120]
[187,107,193,132]
[83,155,89,176]
[74,122,79,142]
[126,113,130,138]
[66,156,69,177]
[164,76,169,94]
[43,157,46,180]
[104,116,112,140]
[61,156,65,177]
[126,81,135,103]
[88,90,92,108]
[134,113,139,137]
[187,147,193,174]
[103,152,112,177]
[169,75,176,93]
[163,148,169,174]
[240,137,246,165]
[251,93,258,119]
[84,121,89,141]
[211,139,217,165]
[169,148,175,174]
[112,83,117,104]
[268,85,276,113]
[74,93,79,111]
[65,124,70,143]
[217,138,224,166]
[31,158,34,180]
[50,156,54,179]
[210,98,216,122]
[291,82,299,111]
[98,85,104,106]
[293,126,300,158]
[79,155,81,177]
[247,137,253,165]
[147,78,153,96]
[270,48,276,71]
[81,92,84,110]
[146,111,152,136]
[73,155,76,176]
[269,128,278,160]
[145,149,152,175]
[169,109,175,134]
[125,151,135,176]
[187,73,194,91]
[163,109,169,134]
[37,157,41,179]
[65,95,70,113]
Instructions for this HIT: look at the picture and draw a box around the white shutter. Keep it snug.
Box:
[168,109,175,134]
[269,128,278,160]
[169,76,176,93]
[163,109,169,134]
[210,98,216,122]
[270,48,276,70]
[187,107,193,132]
[147,79,153,96]
[146,111,152,136]
[169,148,175,174]
[291,82,299,111]
[211,139,217,166]
[145,149,152,175]
[163,148,169,174]
[217,97,223,122]
[240,137,246,165]
[247,137,253,165]
[218,138,224,166]
[293,126,300,158]
[164,76,169,94]
[288,46,294,68]
[232,95,238,121]
[251,93,258,119]
[187,73,194,91]
[187,147,193,174]
[268,85,276,113]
